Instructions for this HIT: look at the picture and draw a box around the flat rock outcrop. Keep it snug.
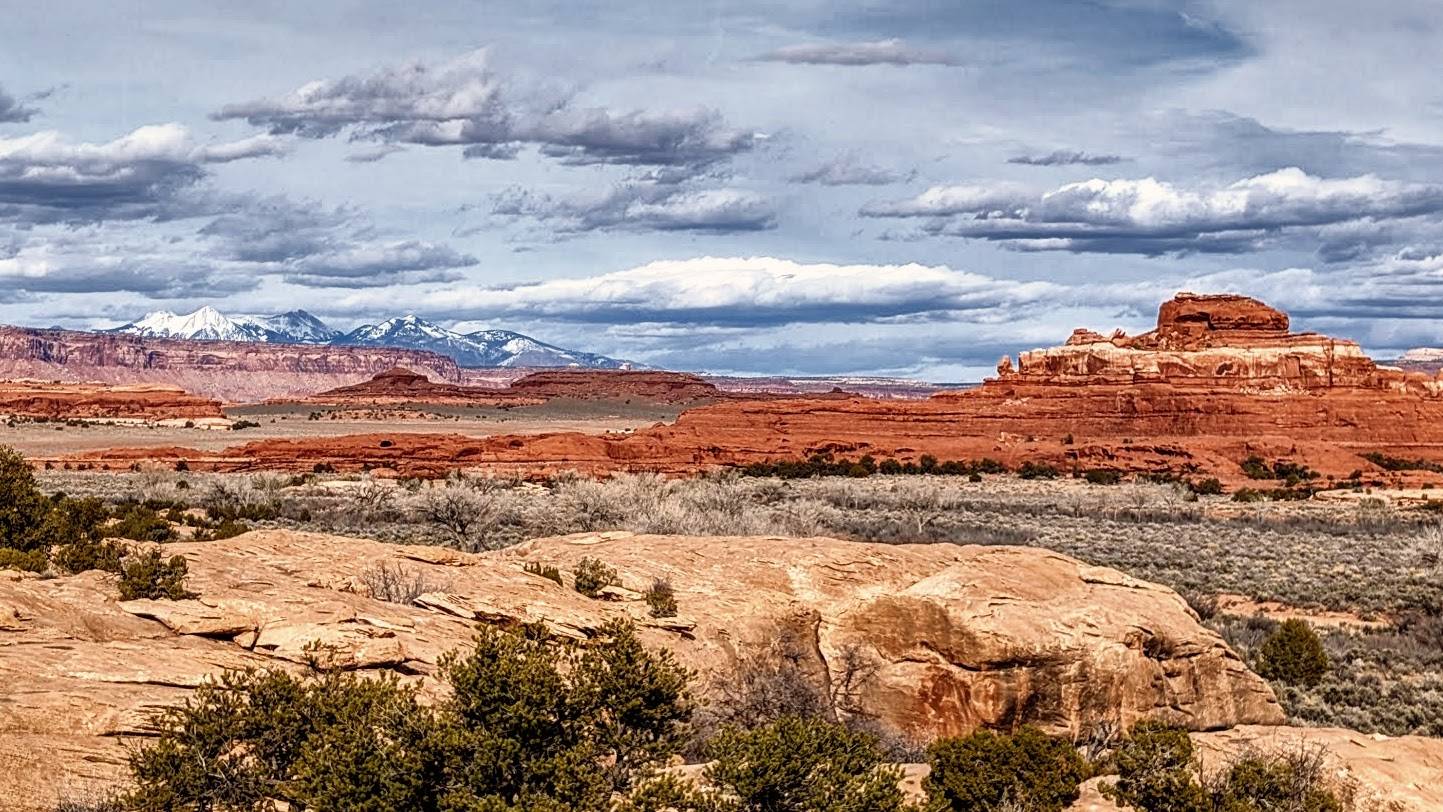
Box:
[0,326,464,403]
[298,367,727,408]
[296,367,545,407]
[507,369,725,403]
[0,379,223,421]
[0,530,1279,808]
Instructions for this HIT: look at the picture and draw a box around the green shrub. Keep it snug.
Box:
[1255,619,1330,687]
[53,537,127,574]
[117,549,196,601]
[703,715,911,812]
[1084,469,1123,486]
[645,578,678,618]
[0,446,56,560]
[123,621,692,810]
[1104,721,1209,812]
[108,505,177,543]
[925,725,1087,811]
[1214,749,1346,812]
[573,556,620,598]
[524,560,564,586]
[1017,461,1060,480]
[1105,721,1347,812]
[1188,477,1224,496]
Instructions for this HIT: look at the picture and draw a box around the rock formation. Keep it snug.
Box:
[55,293,1443,481]
[506,369,725,403]
[0,530,1280,808]
[0,325,464,403]
[298,367,728,408]
[296,367,545,407]
[0,379,223,421]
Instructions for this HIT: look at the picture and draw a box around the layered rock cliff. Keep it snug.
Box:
[0,326,464,404]
[0,530,1281,808]
[0,380,224,421]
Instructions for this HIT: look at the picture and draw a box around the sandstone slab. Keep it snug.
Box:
[0,529,1281,809]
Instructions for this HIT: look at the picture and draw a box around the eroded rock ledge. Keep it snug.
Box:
[0,529,1280,808]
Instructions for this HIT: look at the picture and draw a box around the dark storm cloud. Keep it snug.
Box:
[491,180,777,235]
[215,50,758,173]
[1008,150,1127,167]
[0,85,39,123]
[863,168,1443,256]
[758,39,959,67]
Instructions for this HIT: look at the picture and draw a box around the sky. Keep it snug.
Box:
[4,0,1443,380]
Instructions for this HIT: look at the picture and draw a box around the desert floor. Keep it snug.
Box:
[0,398,685,455]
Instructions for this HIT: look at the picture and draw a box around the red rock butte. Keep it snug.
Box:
[59,293,1443,481]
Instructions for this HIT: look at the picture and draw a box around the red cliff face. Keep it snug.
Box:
[0,380,223,420]
[0,327,463,404]
[59,293,1443,481]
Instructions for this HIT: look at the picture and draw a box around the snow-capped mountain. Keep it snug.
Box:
[110,308,627,368]
[333,315,629,369]
[112,307,340,343]
[252,310,341,343]
[114,307,272,342]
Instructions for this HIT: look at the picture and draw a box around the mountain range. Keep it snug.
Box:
[109,307,629,369]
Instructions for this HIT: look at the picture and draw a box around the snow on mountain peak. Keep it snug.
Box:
[110,307,628,369]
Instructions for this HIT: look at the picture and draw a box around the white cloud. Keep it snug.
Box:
[333,255,1059,326]
[863,168,1443,255]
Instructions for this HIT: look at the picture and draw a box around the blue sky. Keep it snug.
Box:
[4,0,1443,379]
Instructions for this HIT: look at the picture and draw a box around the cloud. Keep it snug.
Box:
[215,49,757,172]
[0,232,258,298]
[790,154,915,186]
[0,123,288,221]
[335,256,1059,327]
[283,240,476,287]
[345,144,406,163]
[197,195,477,287]
[1007,150,1126,167]
[1145,110,1443,179]
[491,181,777,235]
[758,39,960,66]
[0,85,39,123]
[862,168,1443,256]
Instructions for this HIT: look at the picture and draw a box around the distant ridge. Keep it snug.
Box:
[107,307,630,369]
